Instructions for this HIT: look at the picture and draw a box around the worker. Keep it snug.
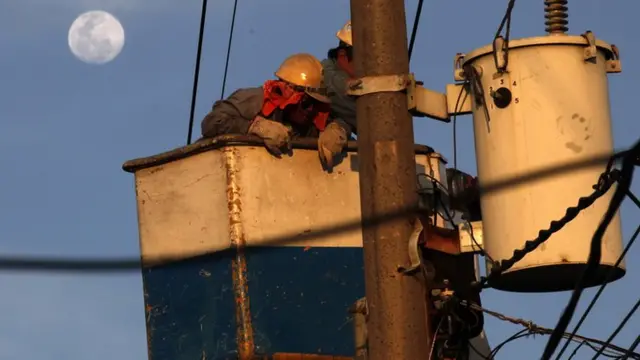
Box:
[321,20,357,135]
[201,53,350,169]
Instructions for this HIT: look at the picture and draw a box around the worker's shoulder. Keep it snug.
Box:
[227,86,264,99]
[225,86,264,104]
[321,58,337,71]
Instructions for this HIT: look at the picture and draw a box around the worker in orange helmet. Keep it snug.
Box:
[321,20,357,135]
[201,53,350,169]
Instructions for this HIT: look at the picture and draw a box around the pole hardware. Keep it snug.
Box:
[397,217,426,275]
[580,30,622,73]
[346,73,414,96]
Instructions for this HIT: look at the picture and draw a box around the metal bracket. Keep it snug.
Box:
[422,223,462,255]
[453,53,466,82]
[346,74,413,97]
[582,30,597,61]
[349,297,369,360]
[607,44,622,73]
[397,217,425,275]
[457,220,484,254]
[445,83,472,115]
[581,30,622,73]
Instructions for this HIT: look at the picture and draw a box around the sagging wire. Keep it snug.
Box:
[219,0,239,100]
[489,329,531,359]
[555,223,640,359]
[623,335,640,360]
[568,341,627,360]
[468,337,495,360]
[436,190,494,265]
[542,139,640,360]
[428,317,445,360]
[492,0,516,72]
[450,0,516,167]
[459,0,516,147]
[186,0,209,145]
[407,0,425,62]
[567,341,588,360]
[451,79,469,170]
[459,300,640,359]
[591,296,640,359]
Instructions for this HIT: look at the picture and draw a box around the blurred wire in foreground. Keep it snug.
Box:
[0,144,634,272]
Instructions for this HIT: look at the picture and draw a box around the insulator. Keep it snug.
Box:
[544,0,568,34]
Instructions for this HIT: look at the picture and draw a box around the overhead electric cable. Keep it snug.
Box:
[186,0,209,145]
[591,296,640,359]
[460,301,640,359]
[219,0,239,100]
[555,223,640,359]
[621,335,640,360]
[542,139,640,360]
[407,0,425,62]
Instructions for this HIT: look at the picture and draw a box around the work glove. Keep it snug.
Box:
[318,122,348,170]
[248,116,292,157]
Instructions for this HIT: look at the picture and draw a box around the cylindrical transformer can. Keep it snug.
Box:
[461,35,625,292]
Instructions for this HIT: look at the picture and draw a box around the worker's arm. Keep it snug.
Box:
[322,60,357,134]
[200,87,264,138]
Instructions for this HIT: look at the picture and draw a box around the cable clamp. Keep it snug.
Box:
[346,73,414,97]
[397,217,425,275]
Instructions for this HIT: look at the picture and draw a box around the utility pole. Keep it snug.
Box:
[350,0,434,358]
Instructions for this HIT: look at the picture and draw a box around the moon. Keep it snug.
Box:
[68,11,125,65]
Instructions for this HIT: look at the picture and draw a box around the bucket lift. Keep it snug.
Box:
[123,136,488,359]
[404,0,625,293]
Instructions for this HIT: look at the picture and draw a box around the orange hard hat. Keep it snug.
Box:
[275,53,330,104]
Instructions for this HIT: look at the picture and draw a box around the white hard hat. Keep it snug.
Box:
[336,20,352,46]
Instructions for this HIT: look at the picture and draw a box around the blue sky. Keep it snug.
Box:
[0,0,638,359]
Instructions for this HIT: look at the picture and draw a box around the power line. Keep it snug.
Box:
[186,0,209,145]
[0,146,628,272]
[591,296,640,359]
[542,139,640,360]
[568,340,629,360]
[460,301,640,359]
[555,224,640,359]
[622,335,640,360]
[219,0,239,100]
[407,0,425,62]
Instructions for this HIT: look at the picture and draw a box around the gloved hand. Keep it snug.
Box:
[248,116,292,157]
[318,122,348,170]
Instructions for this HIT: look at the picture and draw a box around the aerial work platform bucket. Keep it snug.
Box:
[123,136,490,359]
[459,34,625,292]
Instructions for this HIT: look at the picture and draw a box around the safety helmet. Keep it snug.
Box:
[336,20,352,46]
[274,53,330,104]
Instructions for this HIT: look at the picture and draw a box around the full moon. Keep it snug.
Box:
[68,10,125,65]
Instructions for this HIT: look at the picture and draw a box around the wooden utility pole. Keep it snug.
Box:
[350,0,434,358]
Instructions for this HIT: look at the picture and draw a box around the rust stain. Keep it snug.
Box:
[420,219,461,255]
[224,147,255,358]
[303,246,312,252]
[148,166,164,174]
[143,299,154,356]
